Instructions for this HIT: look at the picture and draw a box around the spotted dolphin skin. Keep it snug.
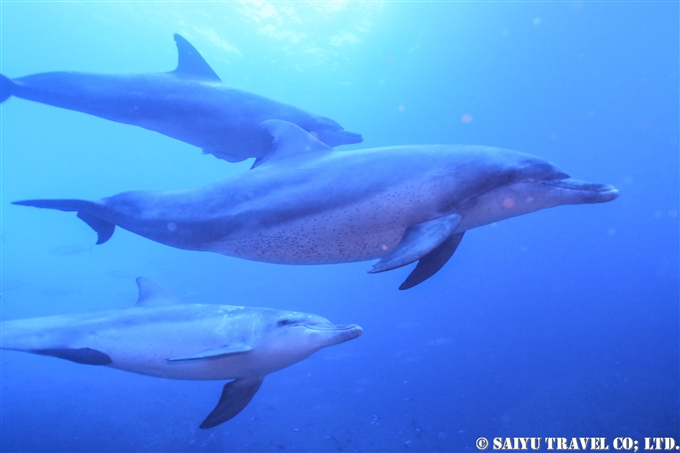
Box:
[0,277,362,428]
[0,34,362,164]
[14,120,619,289]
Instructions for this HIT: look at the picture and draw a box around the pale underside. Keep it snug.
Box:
[210,183,442,264]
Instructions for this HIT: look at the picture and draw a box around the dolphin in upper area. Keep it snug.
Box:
[0,34,362,165]
[14,120,619,290]
[0,277,362,428]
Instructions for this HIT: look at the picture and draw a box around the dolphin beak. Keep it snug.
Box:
[541,178,619,203]
[306,323,363,344]
[316,129,363,147]
[335,130,363,144]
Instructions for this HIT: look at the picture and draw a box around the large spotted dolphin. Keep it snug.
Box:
[0,34,362,164]
[14,120,619,289]
[0,277,362,428]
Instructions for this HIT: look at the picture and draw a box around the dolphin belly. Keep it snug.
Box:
[211,192,435,264]
[216,222,406,265]
[105,348,260,381]
[83,316,265,380]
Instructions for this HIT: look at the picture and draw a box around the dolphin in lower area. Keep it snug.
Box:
[14,120,619,289]
[0,277,362,428]
[0,34,362,164]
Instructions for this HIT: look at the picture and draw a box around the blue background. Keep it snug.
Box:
[1,1,678,451]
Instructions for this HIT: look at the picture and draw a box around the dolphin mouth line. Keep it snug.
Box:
[338,130,362,137]
[540,178,618,194]
[305,323,362,332]
[334,130,363,141]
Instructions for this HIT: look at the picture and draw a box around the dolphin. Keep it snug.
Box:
[0,34,362,164]
[14,120,619,289]
[0,277,362,428]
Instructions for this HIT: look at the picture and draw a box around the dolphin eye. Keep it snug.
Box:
[277,316,305,327]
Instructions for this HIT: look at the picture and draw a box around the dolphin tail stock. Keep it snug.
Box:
[1,74,15,103]
[0,319,113,365]
[200,377,264,429]
[12,198,115,245]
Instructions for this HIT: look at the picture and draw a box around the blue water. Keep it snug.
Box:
[1,2,678,451]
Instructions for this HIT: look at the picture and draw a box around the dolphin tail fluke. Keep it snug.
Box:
[12,199,115,245]
[200,377,264,429]
[1,74,15,103]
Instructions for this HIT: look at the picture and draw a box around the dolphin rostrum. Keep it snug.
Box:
[0,277,362,428]
[14,120,619,289]
[0,34,362,164]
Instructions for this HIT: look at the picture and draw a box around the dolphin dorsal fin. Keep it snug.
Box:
[172,34,221,82]
[135,277,182,307]
[257,120,333,167]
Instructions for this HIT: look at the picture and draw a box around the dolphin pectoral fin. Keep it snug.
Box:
[172,34,221,82]
[167,344,253,362]
[200,377,264,429]
[369,214,462,274]
[399,232,465,290]
[202,148,248,163]
[259,120,333,166]
[251,156,267,169]
[135,277,182,307]
[30,347,112,365]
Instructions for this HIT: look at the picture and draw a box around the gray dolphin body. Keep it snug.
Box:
[14,120,619,289]
[0,277,362,428]
[0,34,362,164]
